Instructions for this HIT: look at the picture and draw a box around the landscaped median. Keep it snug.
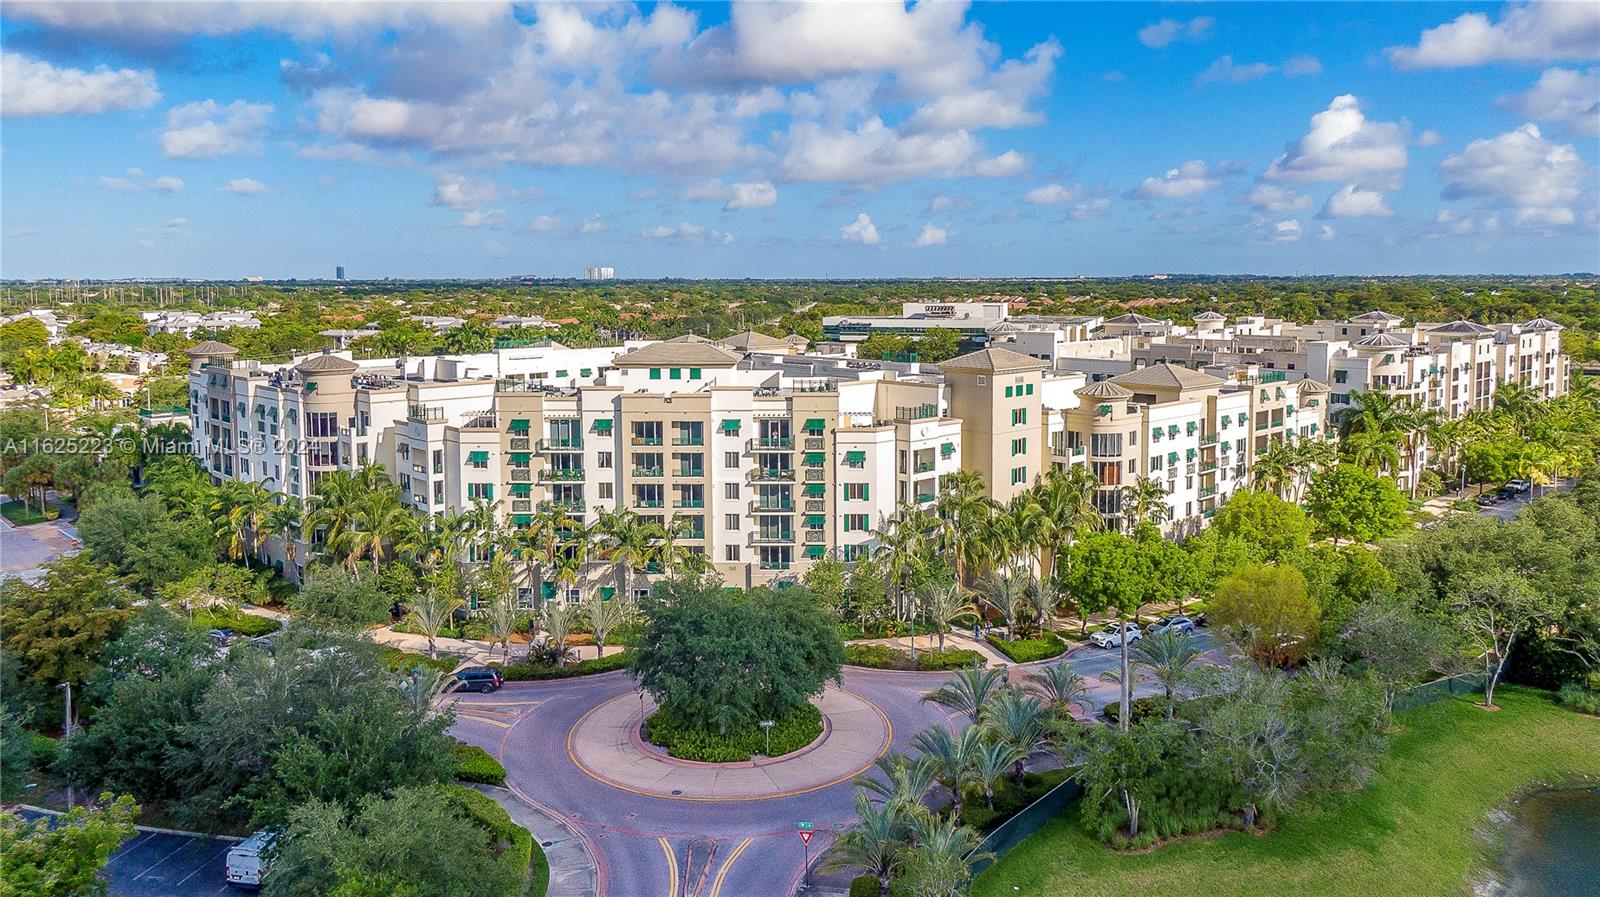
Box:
[493,650,630,680]
[442,784,549,897]
[844,642,985,671]
[971,687,1600,897]
[642,703,823,762]
[984,631,1069,663]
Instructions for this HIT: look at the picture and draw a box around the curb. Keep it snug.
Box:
[472,784,599,897]
[9,805,245,841]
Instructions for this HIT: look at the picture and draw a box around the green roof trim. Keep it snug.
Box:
[467,450,489,463]
[843,450,866,463]
[804,483,826,496]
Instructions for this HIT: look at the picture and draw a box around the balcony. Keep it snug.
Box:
[805,499,826,513]
[635,498,665,509]
[408,404,446,422]
[1199,461,1218,473]
[804,437,825,451]
[804,530,826,544]
[631,466,664,478]
[1255,422,1270,431]
[673,498,706,509]
[675,468,705,479]
[542,468,584,482]
[803,469,827,482]
[539,438,583,451]
[509,437,530,451]
[749,437,795,451]
[753,500,795,512]
[913,462,935,474]
[752,468,795,481]
[1198,485,1217,499]
[538,499,584,512]
[759,560,792,571]
[671,436,705,446]
[632,435,664,447]
[752,532,795,545]
[511,499,532,513]
[1200,433,1218,446]
[511,469,532,482]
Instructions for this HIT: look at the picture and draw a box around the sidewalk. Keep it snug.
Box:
[367,626,626,666]
[470,784,597,897]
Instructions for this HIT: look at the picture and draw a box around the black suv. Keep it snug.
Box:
[454,667,504,693]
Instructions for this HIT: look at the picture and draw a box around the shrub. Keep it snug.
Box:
[842,644,983,671]
[436,784,536,895]
[1451,498,1477,512]
[0,501,58,526]
[986,632,1068,663]
[378,647,460,677]
[849,874,881,897]
[190,607,280,637]
[642,703,823,763]
[454,742,508,786]
[916,648,986,671]
[495,651,629,681]
[1101,696,1168,727]
[1558,683,1600,715]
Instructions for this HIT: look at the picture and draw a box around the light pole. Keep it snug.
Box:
[58,683,74,809]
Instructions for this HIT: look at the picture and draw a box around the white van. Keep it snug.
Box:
[225,831,276,889]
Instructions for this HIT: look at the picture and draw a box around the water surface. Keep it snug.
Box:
[1502,788,1600,897]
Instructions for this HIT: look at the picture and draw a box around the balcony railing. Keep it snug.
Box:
[753,500,795,512]
[632,435,664,446]
[804,531,826,544]
[673,499,706,509]
[510,437,530,451]
[539,438,583,451]
[1200,433,1219,446]
[913,462,935,474]
[631,467,664,478]
[636,499,665,509]
[752,532,795,544]
[671,436,705,446]
[511,469,531,482]
[1199,461,1218,473]
[538,500,584,512]
[675,468,705,479]
[749,437,794,450]
[805,500,826,513]
[1198,485,1217,498]
[542,468,584,481]
[752,468,795,481]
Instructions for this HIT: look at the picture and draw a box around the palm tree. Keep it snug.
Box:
[1119,476,1171,529]
[921,666,1008,722]
[1027,465,1101,580]
[857,753,938,817]
[981,688,1049,784]
[1341,390,1407,475]
[657,514,700,578]
[918,581,975,651]
[1252,440,1298,499]
[348,487,413,574]
[264,495,304,578]
[1026,661,1089,714]
[521,505,572,600]
[409,566,466,660]
[478,553,519,662]
[969,739,1025,811]
[978,567,1031,640]
[1099,629,1206,720]
[933,470,996,585]
[584,593,630,657]
[540,601,580,667]
[900,813,992,897]
[872,505,929,621]
[911,724,985,819]
[822,794,905,897]
[595,508,659,606]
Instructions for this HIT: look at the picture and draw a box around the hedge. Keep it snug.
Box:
[642,703,823,763]
[985,632,1069,663]
[454,741,508,786]
[191,607,280,637]
[495,650,629,681]
[437,785,541,896]
[1101,695,1168,726]
[850,874,881,897]
[379,647,460,677]
[1558,683,1600,715]
[844,643,984,671]
[0,501,57,526]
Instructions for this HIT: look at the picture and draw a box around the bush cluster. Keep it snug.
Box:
[495,651,629,681]
[642,704,823,763]
[985,632,1068,663]
[191,607,280,637]
[1100,696,1168,727]
[453,742,508,786]
[1557,683,1600,715]
[843,644,984,671]
[437,784,535,893]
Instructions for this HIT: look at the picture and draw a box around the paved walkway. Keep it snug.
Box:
[470,784,597,897]
[566,686,891,801]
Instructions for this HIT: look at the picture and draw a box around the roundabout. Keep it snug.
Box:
[566,686,893,801]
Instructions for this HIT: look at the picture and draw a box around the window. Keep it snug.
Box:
[1151,457,1162,472]
[1334,370,1349,384]
[1010,466,1027,485]
[1011,437,1028,456]
[469,451,489,470]
[725,513,741,531]
[725,545,740,562]
[468,483,494,501]
[598,483,613,500]
[433,449,443,474]
[844,483,869,501]
[305,411,338,437]
[1026,383,1035,396]
[597,451,613,469]
[844,514,869,532]
[725,483,740,500]
[689,368,701,378]
[725,451,740,468]
[1005,385,1014,398]
[1011,408,1028,426]
[650,368,662,380]
[669,368,682,380]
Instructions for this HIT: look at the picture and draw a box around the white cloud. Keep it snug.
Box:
[3,2,513,43]
[458,209,507,229]
[1138,16,1215,49]
[929,195,957,212]
[1415,129,1445,147]
[839,213,881,245]
[529,215,560,233]
[723,181,778,211]
[220,177,269,195]
[781,118,1006,184]
[428,174,499,209]
[972,150,1028,178]
[1318,184,1393,218]
[1130,160,1226,199]
[0,51,159,117]
[99,175,140,191]
[151,176,184,192]
[1243,184,1312,212]
[1434,210,1500,235]
[1197,56,1275,85]
[164,217,189,236]
[915,223,948,247]
[1438,123,1589,227]
[161,99,272,158]
[1068,197,1112,220]
[1502,68,1600,138]
[1264,94,1408,190]
[906,39,1061,131]
[580,216,605,234]
[100,172,186,193]
[1387,3,1600,69]
[1024,183,1084,205]
[642,222,733,243]
[1255,217,1303,242]
[1282,55,1324,77]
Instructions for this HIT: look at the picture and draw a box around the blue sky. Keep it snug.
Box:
[2,1,1597,279]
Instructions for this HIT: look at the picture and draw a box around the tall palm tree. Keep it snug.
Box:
[264,495,304,578]
[1252,440,1298,499]
[521,505,572,602]
[872,504,929,621]
[933,470,996,585]
[1098,629,1206,719]
[857,753,938,817]
[901,813,992,897]
[921,666,1008,722]
[657,514,700,578]
[1119,476,1171,529]
[1026,661,1089,713]
[822,794,905,897]
[584,593,631,657]
[911,724,985,819]
[981,688,1049,784]
[409,564,466,660]
[1341,390,1407,475]
[978,567,1031,640]
[348,487,413,574]
[1027,465,1102,581]
[595,508,659,605]
[918,581,976,651]
[478,552,519,662]
[969,739,1024,811]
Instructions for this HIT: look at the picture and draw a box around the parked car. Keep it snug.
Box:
[1506,479,1531,494]
[454,667,503,693]
[1089,622,1143,649]
[1148,614,1195,635]
[226,831,276,889]
[1496,485,1517,500]
[208,629,239,648]
[1191,612,1210,628]
[1477,493,1500,507]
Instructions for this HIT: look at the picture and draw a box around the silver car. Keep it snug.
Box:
[1148,614,1195,635]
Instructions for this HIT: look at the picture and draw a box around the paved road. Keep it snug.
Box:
[13,810,237,897]
[450,633,1220,897]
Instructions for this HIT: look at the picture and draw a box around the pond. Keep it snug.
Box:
[1500,788,1600,897]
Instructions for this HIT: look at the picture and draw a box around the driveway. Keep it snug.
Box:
[449,634,1221,897]
[12,810,237,897]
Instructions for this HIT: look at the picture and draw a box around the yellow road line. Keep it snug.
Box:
[659,837,679,897]
[707,837,752,897]
[456,714,514,729]
[451,700,542,707]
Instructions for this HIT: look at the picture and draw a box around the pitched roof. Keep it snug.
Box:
[295,351,360,373]
[1194,311,1226,322]
[613,334,743,368]
[1103,312,1160,325]
[1297,378,1330,394]
[937,346,1048,374]
[1110,363,1226,391]
[1522,317,1563,332]
[1075,379,1133,400]
[1351,310,1404,323]
[1354,332,1412,349]
[1427,319,1496,336]
[717,330,790,350]
[186,340,239,356]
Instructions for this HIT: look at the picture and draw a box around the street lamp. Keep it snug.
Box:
[57,683,74,810]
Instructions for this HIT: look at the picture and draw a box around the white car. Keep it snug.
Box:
[1090,622,1143,649]
[226,831,276,889]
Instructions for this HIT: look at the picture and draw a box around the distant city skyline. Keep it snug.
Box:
[2,2,1597,279]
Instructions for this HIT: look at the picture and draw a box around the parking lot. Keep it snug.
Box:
[16,810,237,897]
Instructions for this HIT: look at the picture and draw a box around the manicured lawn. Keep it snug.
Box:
[974,687,1600,897]
[0,500,57,526]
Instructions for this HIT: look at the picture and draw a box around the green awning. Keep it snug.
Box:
[720,419,741,433]
[941,442,955,456]
[510,452,531,464]
[598,586,616,599]
[803,452,825,465]
[468,450,489,463]
[844,450,866,463]
[803,418,825,432]
[512,514,533,526]
[804,483,826,496]
[805,545,826,559]
[508,419,530,432]
[592,419,613,432]
[510,484,532,496]
[804,515,826,527]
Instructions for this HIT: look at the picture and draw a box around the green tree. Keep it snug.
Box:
[157,562,266,619]
[1453,571,1556,708]
[0,794,138,897]
[914,327,961,362]
[1064,532,1147,729]
[630,582,843,734]
[288,567,391,627]
[1211,489,1311,561]
[898,812,991,897]
[0,556,135,692]
[1304,464,1410,545]
[822,794,905,897]
[1211,563,1321,668]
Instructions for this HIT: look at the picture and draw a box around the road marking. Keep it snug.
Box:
[707,837,752,897]
[107,831,157,862]
[451,699,541,707]
[175,843,233,887]
[133,836,194,879]
[659,837,679,897]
